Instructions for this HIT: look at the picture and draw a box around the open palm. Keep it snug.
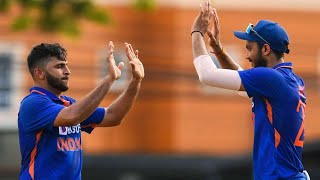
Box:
[125,42,144,81]
[207,9,222,51]
[106,41,124,80]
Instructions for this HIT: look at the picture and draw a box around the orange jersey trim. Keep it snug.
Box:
[29,131,43,179]
[274,66,293,70]
[264,99,281,148]
[30,90,45,95]
[59,97,70,107]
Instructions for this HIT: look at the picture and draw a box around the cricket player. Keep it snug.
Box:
[18,41,144,179]
[191,1,310,179]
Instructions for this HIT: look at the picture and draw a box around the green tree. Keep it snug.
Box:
[0,0,156,36]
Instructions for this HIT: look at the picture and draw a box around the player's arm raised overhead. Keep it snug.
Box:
[98,42,144,127]
[207,8,243,71]
[191,0,245,91]
[53,41,124,127]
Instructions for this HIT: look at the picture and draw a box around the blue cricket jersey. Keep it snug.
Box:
[18,87,105,180]
[238,62,306,179]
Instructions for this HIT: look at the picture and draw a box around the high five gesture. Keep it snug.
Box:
[125,42,145,81]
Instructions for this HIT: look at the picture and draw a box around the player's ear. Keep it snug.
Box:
[34,68,46,80]
[262,44,271,56]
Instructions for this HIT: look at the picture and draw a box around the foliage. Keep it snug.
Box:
[0,0,156,36]
[133,0,156,11]
[1,0,112,36]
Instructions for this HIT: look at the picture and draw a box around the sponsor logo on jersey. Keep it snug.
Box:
[57,137,82,151]
[57,125,82,151]
[59,124,81,135]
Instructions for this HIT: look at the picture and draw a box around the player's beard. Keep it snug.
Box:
[45,71,69,92]
[254,49,268,67]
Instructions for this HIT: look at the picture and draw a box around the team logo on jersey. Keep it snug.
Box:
[59,125,81,135]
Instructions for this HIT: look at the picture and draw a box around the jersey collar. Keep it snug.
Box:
[273,62,293,70]
[29,86,61,101]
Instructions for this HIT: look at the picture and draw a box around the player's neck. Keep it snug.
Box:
[268,57,285,68]
[34,82,62,97]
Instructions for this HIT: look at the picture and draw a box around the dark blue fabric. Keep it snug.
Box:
[18,87,105,180]
[238,62,306,179]
[234,20,290,53]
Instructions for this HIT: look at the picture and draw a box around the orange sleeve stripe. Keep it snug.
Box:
[275,129,281,148]
[296,100,306,112]
[264,99,281,148]
[264,99,273,124]
[29,131,43,180]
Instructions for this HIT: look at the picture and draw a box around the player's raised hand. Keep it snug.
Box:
[106,41,124,80]
[125,42,144,81]
[191,0,212,35]
[207,8,223,53]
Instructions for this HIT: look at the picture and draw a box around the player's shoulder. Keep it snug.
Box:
[252,67,281,74]
[294,74,305,86]
[60,95,76,103]
[20,92,52,108]
[242,67,284,81]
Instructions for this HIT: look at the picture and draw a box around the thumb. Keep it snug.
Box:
[118,62,124,71]
[207,29,217,44]
[129,61,136,71]
[207,29,213,39]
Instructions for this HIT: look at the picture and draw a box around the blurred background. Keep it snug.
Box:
[0,0,319,179]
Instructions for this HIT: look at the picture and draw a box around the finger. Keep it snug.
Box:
[107,42,115,63]
[125,42,133,52]
[109,41,114,52]
[200,4,204,13]
[109,41,114,50]
[125,42,135,57]
[207,29,213,39]
[108,41,114,56]
[203,1,212,19]
[135,50,139,58]
[213,9,220,29]
[207,29,217,43]
[128,44,136,59]
[125,43,135,61]
[125,43,130,59]
[118,62,124,71]
[129,61,136,72]
[129,44,135,56]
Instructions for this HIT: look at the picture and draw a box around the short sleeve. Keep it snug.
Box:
[238,67,286,98]
[19,95,64,133]
[80,107,105,134]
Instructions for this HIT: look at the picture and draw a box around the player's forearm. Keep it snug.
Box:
[192,33,209,59]
[213,46,242,70]
[194,55,241,90]
[54,76,115,126]
[100,79,142,127]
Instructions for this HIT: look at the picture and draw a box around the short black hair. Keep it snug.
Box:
[27,43,67,76]
[257,43,284,60]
